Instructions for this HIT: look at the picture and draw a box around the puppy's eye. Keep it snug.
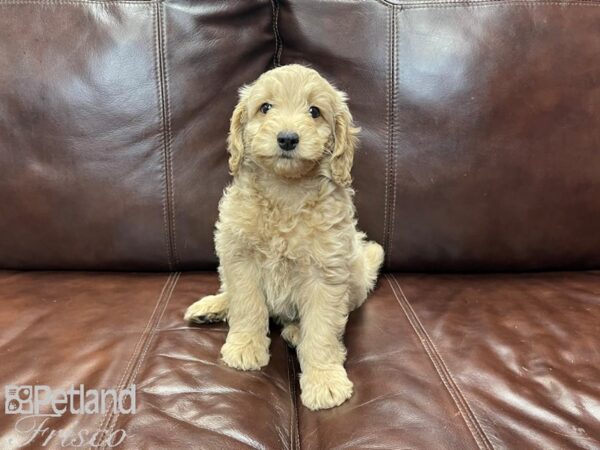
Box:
[260,103,272,114]
[308,106,321,119]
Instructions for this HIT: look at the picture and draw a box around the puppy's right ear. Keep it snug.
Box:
[227,86,250,176]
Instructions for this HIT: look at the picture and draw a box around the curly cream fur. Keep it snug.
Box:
[184,65,384,410]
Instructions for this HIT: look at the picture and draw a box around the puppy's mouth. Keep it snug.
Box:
[269,151,318,179]
[276,145,298,160]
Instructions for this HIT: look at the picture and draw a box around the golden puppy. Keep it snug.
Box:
[184,64,384,410]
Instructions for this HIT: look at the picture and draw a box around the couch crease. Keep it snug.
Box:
[385,274,495,450]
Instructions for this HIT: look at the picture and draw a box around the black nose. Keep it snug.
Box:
[277,132,299,151]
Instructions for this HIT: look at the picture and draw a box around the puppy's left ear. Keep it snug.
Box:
[227,86,250,176]
[330,91,360,187]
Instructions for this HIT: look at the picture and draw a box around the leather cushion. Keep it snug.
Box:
[279,0,600,271]
[0,0,274,270]
[1,270,598,448]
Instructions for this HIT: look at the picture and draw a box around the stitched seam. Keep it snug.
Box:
[90,275,171,450]
[271,0,282,67]
[0,1,156,4]
[373,0,600,5]
[385,275,486,449]
[284,346,300,450]
[286,346,293,450]
[0,0,597,5]
[364,0,398,6]
[88,273,174,450]
[382,6,391,268]
[286,346,300,450]
[160,1,179,268]
[387,6,399,266]
[154,1,176,270]
[391,275,494,449]
[291,351,300,450]
[385,274,494,450]
[402,1,600,8]
[99,272,181,450]
[150,2,173,271]
[101,272,180,448]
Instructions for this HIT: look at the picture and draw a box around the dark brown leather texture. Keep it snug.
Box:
[2,0,599,272]
[0,0,274,271]
[0,271,598,449]
[1,1,599,449]
[279,0,600,272]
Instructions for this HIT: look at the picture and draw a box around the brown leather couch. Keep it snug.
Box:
[1,1,599,449]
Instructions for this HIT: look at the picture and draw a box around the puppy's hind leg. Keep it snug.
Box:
[184,292,229,324]
[349,237,384,311]
[362,240,384,292]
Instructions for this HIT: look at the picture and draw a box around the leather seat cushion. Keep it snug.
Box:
[0,271,598,449]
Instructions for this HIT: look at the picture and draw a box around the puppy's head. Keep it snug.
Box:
[227,64,359,186]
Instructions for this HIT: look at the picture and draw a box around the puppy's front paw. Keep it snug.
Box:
[300,366,353,410]
[221,334,270,371]
[184,294,228,324]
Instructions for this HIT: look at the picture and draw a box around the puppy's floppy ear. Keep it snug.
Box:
[330,90,360,187]
[227,85,250,176]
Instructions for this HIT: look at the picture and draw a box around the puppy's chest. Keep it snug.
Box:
[220,186,351,266]
[235,204,320,320]
[244,206,319,262]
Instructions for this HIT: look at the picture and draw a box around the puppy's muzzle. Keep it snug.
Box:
[277,131,299,151]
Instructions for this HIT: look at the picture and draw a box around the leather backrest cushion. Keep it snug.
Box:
[0,0,274,270]
[2,0,599,272]
[280,0,600,271]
